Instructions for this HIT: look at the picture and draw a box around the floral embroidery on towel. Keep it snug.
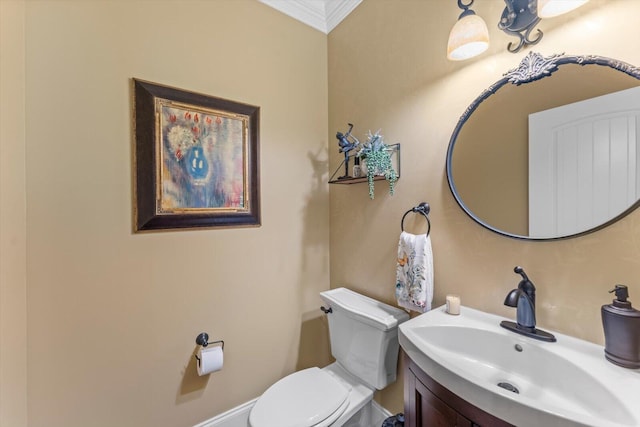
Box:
[396,231,433,313]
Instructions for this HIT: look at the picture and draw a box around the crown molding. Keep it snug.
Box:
[259,0,362,34]
[324,0,362,32]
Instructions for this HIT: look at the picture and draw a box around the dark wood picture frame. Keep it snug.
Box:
[133,79,260,231]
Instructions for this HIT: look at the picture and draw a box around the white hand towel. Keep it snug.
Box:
[396,231,433,313]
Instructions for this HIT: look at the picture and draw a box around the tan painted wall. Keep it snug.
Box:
[329,0,640,414]
[1,1,28,426]
[5,1,330,426]
[7,0,640,424]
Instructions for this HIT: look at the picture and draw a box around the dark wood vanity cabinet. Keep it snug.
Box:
[403,352,514,427]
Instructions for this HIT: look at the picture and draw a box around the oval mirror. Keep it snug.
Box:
[447,52,640,240]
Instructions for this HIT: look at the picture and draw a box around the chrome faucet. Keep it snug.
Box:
[500,266,556,342]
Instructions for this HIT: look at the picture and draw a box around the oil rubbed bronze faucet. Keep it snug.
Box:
[500,266,556,342]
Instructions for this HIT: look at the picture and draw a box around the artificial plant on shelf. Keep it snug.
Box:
[356,130,398,199]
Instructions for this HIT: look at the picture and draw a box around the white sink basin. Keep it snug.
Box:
[399,305,640,427]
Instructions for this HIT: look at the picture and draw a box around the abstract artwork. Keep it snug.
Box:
[134,79,260,231]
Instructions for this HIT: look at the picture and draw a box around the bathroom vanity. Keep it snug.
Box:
[403,352,512,427]
[399,305,640,427]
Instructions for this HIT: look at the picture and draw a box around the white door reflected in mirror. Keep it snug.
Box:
[529,86,640,238]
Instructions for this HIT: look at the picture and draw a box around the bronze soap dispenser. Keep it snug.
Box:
[601,285,640,369]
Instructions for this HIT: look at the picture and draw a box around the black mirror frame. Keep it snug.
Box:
[446,52,640,241]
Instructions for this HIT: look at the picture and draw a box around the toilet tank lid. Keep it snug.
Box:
[320,287,410,331]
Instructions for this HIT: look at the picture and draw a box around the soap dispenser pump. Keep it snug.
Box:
[601,285,640,369]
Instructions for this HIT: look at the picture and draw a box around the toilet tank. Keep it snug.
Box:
[320,287,410,390]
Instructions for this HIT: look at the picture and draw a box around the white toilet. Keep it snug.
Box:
[249,287,410,427]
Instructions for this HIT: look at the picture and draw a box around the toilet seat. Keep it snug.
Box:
[249,367,350,427]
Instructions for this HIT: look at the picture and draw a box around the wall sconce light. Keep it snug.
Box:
[538,0,590,18]
[447,0,490,61]
[448,0,590,60]
[498,0,589,53]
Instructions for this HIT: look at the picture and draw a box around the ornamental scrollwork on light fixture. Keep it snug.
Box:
[498,0,542,53]
[498,0,590,54]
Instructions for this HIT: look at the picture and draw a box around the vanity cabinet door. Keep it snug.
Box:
[413,378,472,427]
[403,352,513,427]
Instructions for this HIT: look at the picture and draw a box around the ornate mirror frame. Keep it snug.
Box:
[446,52,640,240]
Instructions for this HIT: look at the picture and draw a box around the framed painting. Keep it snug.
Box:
[133,79,260,231]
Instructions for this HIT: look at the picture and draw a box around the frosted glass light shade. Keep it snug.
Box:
[447,14,490,61]
[538,0,589,18]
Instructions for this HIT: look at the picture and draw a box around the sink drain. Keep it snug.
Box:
[497,382,519,394]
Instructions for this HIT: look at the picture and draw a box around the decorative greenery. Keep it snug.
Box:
[357,130,398,199]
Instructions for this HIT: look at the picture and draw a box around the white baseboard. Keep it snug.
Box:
[193,398,256,427]
[193,397,395,427]
[371,400,393,426]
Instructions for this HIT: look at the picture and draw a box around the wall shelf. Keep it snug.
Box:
[329,143,400,184]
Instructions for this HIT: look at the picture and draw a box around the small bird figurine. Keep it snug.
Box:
[336,123,359,153]
[335,123,360,179]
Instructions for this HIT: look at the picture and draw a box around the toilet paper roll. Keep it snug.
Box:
[196,345,224,376]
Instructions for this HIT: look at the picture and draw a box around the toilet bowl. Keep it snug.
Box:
[249,288,409,427]
[249,364,371,427]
